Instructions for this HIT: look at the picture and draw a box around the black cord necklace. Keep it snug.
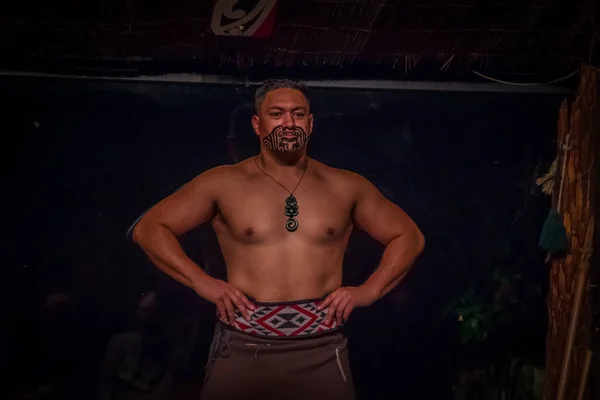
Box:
[254,156,309,232]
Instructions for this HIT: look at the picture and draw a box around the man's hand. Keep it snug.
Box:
[318,286,379,325]
[194,278,255,325]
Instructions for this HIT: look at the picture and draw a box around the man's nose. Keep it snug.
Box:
[282,112,295,127]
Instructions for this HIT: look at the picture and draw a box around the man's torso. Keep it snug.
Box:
[208,158,358,301]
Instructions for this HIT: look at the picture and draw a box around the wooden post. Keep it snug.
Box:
[543,64,597,400]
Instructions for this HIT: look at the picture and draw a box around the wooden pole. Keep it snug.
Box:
[543,64,597,400]
[576,350,593,400]
[556,217,594,400]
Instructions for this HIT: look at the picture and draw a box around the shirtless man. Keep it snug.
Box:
[132,79,424,400]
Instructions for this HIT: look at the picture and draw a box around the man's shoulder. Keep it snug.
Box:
[315,162,386,207]
[314,160,369,186]
[182,161,254,200]
[195,159,254,180]
[312,160,373,198]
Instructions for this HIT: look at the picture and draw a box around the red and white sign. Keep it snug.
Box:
[211,0,278,37]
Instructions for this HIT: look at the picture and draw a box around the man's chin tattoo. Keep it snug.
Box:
[262,126,309,153]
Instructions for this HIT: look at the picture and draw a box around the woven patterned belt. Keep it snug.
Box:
[227,297,341,337]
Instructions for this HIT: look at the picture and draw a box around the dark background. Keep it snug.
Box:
[4,76,564,399]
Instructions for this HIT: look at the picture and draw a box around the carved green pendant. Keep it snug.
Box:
[284,195,299,232]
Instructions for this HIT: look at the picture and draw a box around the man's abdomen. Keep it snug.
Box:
[224,245,345,302]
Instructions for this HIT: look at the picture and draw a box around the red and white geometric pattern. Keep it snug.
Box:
[230,300,340,337]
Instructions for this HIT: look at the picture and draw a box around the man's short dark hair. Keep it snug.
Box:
[254,78,311,114]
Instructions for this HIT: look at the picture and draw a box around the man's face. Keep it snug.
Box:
[252,88,313,153]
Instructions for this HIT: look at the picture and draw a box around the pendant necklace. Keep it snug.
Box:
[254,156,309,232]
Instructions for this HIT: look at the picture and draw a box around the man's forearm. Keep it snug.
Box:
[361,233,424,300]
[133,222,210,291]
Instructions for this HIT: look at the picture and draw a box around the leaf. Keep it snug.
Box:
[443,299,460,317]
[456,305,485,317]
[460,325,474,345]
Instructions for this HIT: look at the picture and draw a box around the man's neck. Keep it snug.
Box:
[257,150,309,173]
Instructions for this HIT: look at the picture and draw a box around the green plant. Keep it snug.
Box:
[444,265,528,346]
[444,266,545,400]
[443,287,495,345]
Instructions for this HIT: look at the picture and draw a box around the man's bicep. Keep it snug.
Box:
[352,177,418,246]
[141,170,220,236]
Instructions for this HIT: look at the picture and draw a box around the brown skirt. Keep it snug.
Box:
[200,323,356,400]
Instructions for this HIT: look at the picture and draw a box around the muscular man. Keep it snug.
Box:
[132,79,424,400]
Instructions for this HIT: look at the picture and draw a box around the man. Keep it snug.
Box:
[133,79,424,400]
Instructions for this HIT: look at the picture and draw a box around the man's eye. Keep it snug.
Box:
[294,113,305,118]
[271,112,281,117]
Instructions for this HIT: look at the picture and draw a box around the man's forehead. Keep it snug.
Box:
[263,88,308,107]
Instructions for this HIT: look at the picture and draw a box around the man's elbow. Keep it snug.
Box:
[409,226,425,257]
[133,218,175,246]
[415,230,425,255]
[132,222,144,244]
[389,226,424,255]
[132,219,152,245]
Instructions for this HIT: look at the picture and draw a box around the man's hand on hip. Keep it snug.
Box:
[318,286,378,325]
[194,278,255,325]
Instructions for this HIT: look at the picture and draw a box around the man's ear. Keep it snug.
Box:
[252,115,260,136]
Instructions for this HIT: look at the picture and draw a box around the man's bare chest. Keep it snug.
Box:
[213,182,354,243]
